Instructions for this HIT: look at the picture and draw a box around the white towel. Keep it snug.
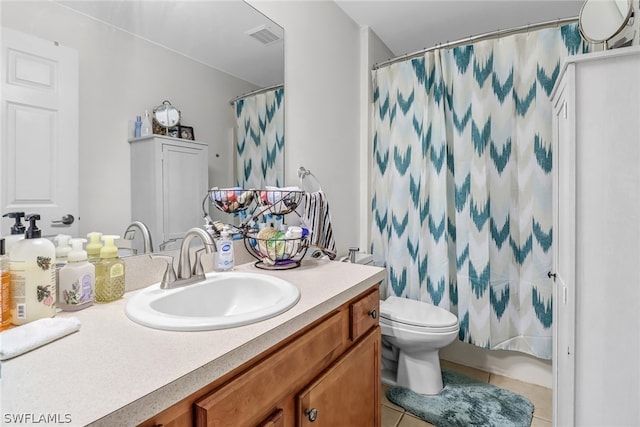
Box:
[0,317,81,360]
[301,190,337,259]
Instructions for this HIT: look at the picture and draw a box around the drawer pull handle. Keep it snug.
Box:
[368,309,378,319]
[305,408,318,422]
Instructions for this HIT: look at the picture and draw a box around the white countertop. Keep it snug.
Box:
[1,259,385,426]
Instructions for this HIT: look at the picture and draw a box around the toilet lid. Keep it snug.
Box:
[380,296,458,328]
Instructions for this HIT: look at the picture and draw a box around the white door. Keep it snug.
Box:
[162,142,208,242]
[552,69,576,427]
[1,28,79,237]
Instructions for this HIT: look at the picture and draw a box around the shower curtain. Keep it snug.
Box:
[234,86,284,189]
[370,24,587,359]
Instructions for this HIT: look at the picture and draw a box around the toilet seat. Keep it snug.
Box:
[380,296,458,333]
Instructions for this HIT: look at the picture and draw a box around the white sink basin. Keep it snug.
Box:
[125,272,300,331]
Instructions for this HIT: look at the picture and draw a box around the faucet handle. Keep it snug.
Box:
[193,248,207,276]
[150,255,177,289]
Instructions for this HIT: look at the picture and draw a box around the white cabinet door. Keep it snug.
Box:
[1,28,79,236]
[162,143,209,242]
[552,48,640,427]
[130,136,208,250]
[552,69,576,427]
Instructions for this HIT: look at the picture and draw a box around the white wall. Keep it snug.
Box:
[251,0,552,388]
[1,1,257,237]
[249,1,361,257]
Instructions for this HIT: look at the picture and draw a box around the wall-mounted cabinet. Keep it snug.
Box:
[551,47,640,426]
[130,136,208,250]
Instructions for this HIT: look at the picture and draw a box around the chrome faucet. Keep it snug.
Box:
[123,221,154,254]
[177,227,216,280]
[155,227,216,289]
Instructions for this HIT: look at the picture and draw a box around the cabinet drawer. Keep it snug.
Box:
[194,311,344,427]
[350,288,380,341]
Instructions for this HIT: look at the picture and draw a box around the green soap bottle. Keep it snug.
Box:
[86,232,103,264]
[95,235,125,303]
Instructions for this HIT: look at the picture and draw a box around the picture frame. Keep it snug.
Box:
[179,125,195,141]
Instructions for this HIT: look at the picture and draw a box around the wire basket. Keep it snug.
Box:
[244,232,309,270]
[209,188,255,213]
[255,189,305,216]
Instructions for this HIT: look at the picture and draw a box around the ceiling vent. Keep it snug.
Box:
[245,25,282,45]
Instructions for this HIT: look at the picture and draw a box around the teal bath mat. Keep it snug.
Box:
[386,368,534,427]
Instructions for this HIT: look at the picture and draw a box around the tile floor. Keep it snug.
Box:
[381,360,552,427]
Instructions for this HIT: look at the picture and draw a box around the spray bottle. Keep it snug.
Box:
[95,235,125,303]
[9,214,56,325]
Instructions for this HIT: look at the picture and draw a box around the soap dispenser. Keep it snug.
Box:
[58,238,95,311]
[2,211,26,254]
[0,238,10,331]
[86,232,103,264]
[54,234,72,265]
[9,214,56,325]
[95,235,125,303]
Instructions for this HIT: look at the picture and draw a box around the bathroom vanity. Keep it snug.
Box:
[1,260,385,426]
[140,286,380,426]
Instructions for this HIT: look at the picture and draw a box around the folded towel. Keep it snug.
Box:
[0,317,81,360]
[301,190,337,259]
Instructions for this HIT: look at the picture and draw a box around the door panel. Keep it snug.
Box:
[1,28,79,236]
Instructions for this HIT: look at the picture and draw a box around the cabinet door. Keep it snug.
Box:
[551,68,576,427]
[297,328,381,427]
[162,143,208,241]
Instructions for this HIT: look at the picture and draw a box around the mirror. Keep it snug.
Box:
[579,0,633,44]
[153,100,181,128]
[1,1,284,251]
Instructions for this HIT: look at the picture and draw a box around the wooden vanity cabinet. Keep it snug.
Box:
[139,286,381,427]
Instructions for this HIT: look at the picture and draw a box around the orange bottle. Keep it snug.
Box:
[0,238,11,331]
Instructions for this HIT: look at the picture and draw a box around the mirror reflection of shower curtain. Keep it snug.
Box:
[233,86,284,189]
[370,24,588,359]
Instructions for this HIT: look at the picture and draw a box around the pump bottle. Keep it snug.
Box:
[95,235,125,303]
[9,214,56,325]
[0,238,10,331]
[58,238,95,311]
[86,232,103,264]
[2,211,26,254]
[215,229,234,271]
[55,234,72,265]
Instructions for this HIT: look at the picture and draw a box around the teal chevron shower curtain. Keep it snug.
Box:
[370,24,586,359]
[234,86,284,189]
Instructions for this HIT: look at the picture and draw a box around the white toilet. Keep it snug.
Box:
[380,296,459,395]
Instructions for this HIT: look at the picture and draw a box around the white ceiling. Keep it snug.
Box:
[336,1,585,59]
[55,1,586,88]
[54,0,284,88]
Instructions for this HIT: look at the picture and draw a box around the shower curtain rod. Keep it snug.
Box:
[373,16,579,70]
[229,83,284,105]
